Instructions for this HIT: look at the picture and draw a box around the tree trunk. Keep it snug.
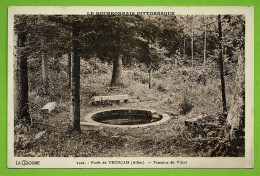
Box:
[14,31,31,125]
[191,28,194,67]
[41,54,49,94]
[149,66,153,89]
[218,15,227,114]
[203,26,207,66]
[226,52,245,140]
[41,55,46,83]
[211,52,245,156]
[68,52,71,88]
[41,38,46,85]
[41,38,49,94]
[70,22,81,131]
[183,37,186,57]
[110,54,123,86]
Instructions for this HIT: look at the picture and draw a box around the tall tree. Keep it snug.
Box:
[159,16,181,61]
[40,37,49,94]
[135,16,167,88]
[14,15,64,125]
[68,51,72,88]
[218,15,227,114]
[203,25,207,65]
[82,15,143,86]
[111,53,123,86]
[226,51,245,140]
[191,27,194,67]
[14,17,31,125]
[176,15,220,66]
[41,38,46,84]
[48,15,86,131]
[70,20,81,131]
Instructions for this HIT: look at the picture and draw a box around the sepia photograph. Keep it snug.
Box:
[7,6,254,168]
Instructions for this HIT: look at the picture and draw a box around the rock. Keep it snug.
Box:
[185,118,197,126]
[185,115,213,127]
[80,122,103,131]
[89,95,129,105]
[152,114,160,120]
[28,151,36,157]
[35,131,46,140]
[41,102,56,114]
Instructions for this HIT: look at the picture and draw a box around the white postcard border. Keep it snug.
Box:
[7,6,254,168]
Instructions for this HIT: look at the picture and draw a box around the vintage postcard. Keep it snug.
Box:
[8,6,254,168]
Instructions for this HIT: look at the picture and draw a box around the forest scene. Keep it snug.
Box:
[13,14,245,157]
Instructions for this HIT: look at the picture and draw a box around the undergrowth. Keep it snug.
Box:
[14,56,238,157]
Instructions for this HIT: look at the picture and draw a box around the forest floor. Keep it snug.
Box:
[14,57,240,157]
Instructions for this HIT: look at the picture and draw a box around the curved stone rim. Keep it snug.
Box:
[83,108,170,128]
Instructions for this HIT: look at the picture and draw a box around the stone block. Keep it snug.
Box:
[149,110,157,114]
[80,122,103,131]
[35,131,46,139]
[152,114,160,120]
[90,95,129,105]
[41,102,56,113]
[184,118,198,126]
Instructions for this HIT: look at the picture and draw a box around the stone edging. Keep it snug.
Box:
[83,108,170,128]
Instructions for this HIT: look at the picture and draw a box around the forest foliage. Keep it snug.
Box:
[13,14,245,157]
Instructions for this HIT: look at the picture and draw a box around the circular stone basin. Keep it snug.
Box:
[84,109,170,128]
